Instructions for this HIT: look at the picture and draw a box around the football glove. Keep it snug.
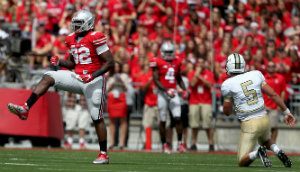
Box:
[50,56,60,66]
[181,90,189,100]
[75,74,94,83]
[166,88,176,98]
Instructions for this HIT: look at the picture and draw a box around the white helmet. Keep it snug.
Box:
[226,53,245,75]
[71,10,95,33]
[160,42,175,61]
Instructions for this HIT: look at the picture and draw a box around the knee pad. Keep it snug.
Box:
[91,89,102,106]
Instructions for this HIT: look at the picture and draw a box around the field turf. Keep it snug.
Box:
[0,148,299,172]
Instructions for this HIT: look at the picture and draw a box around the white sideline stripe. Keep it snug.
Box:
[1,162,44,166]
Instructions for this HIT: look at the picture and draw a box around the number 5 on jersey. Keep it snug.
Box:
[71,47,92,64]
[241,80,258,105]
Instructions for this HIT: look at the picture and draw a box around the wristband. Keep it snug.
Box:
[283,108,290,115]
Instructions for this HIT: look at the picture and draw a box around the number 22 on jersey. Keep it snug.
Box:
[165,67,175,83]
[71,47,92,64]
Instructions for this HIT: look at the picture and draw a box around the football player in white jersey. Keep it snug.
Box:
[221,53,295,168]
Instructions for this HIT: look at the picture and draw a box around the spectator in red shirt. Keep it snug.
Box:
[111,0,137,35]
[245,0,261,16]
[140,63,159,150]
[131,23,147,47]
[232,27,245,51]
[288,47,300,83]
[160,6,180,27]
[194,0,210,22]
[250,22,265,47]
[243,50,253,72]
[188,58,215,151]
[165,0,189,18]
[265,38,277,61]
[263,61,286,142]
[273,46,292,81]
[278,0,292,29]
[59,4,75,32]
[239,33,258,55]
[107,62,128,149]
[274,20,286,48]
[36,2,53,32]
[27,23,53,69]
[250,48,268,74]
[138,4,159,33]
[226,12,237,29]
[148,22,164,44]
[235,2,247,26]
[0,0,12,23]
[137,0,165,17]
[215,41,231,79]
[52,28,69,60]
[16,0,34,33]
[47,0,64,34]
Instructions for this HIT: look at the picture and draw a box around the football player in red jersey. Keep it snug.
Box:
[150,41,188,153]
[7,10,114,164]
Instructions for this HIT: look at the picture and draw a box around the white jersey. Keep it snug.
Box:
[221,70,267,121]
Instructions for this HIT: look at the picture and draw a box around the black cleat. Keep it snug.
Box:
[258,146,272,168]
[277,150,292,168]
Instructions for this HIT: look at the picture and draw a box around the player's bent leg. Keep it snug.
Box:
[238,153,254,167]
[237,122,258,167]
[33,74,55,96]
[257,146,272,168]
[277,150,292,168]
[7,74,55,120]
[263,139,292,168]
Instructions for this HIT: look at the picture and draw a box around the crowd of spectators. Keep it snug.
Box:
[0,0,300,149]
[0,0,299,87]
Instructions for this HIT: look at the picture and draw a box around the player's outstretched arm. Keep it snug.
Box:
[92,50,115,78]
[262,83,295,127]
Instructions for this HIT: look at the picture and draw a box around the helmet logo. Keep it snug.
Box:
[233,53,241,69]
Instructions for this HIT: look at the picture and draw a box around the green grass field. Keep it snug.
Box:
[0,148,299,172]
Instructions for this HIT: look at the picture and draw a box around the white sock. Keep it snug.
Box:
[100,151,107,154]
[270,144,281,154]
[67,137,73,144]
[249,150,258,160]
[79,138,85,144]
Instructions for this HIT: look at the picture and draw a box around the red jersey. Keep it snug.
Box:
[150,57,182,89]
[263,73,286,109]
[139,71,157,106]
[65,31,107,75]
[188,70,215,104]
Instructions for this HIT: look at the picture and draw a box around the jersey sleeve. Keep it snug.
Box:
[64,33,73,49]
[221,82,232,102]
[256,70,266,87]
[90,32,109,55]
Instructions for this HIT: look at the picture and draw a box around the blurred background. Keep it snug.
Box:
[0,0,299,153]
